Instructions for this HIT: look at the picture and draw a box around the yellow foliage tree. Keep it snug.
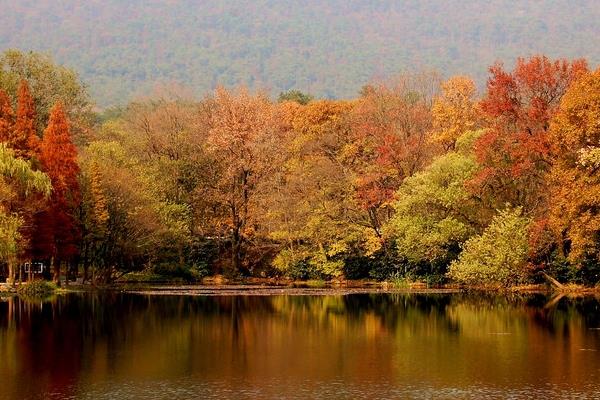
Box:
[90,161,109,237]
[548,69,600,264]
[431,76,479,150]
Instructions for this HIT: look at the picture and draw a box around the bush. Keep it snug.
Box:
[186,239,219,274]
[389,271,411,288]
[17,281,56,298]
[273,248,325,281]
[447,208,531,287]
[554,256,600,286]
[150,262,209,283]
[343,255,373,280]
[288,259,324,281]
[367,252,404,281]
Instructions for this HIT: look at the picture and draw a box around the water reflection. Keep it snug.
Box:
[1,292,599,399]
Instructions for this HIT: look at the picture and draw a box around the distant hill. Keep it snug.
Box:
[1,0,599,106]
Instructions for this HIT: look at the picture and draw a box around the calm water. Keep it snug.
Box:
[1,290,600,399]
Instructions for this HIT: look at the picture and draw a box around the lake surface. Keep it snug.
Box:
[1,290,600,399]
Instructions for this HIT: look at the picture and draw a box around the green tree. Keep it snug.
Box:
[447,208,532,287]
[0,144,51,284]
[278,90,314,105]
[385,134,482,270]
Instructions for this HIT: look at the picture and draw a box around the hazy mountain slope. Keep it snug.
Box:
[1,0,598,106]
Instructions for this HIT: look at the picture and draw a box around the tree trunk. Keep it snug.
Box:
[83,263,89,284]
[7,260,15,287]
[66,259,78,285]
[542,272,565,290]
[53,258,61,287]
[232,228,242,274]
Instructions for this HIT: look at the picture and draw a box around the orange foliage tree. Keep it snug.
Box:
[346,73,439,238]
[33,102,81,283]
[206,87,280,275]
[548,69,600,265]
[12,80,40,159]
[0,89,14,143]
[0,82,48,273]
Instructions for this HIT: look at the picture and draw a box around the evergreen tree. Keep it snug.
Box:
[12,80,40,159]
[35,102,81,283]
[0,90,14,143]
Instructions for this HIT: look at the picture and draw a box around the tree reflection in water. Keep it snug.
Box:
[1,292,600,399]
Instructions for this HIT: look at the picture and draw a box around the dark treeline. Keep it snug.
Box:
[1,50,599,287]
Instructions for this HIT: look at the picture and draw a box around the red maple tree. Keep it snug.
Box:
[471,55,588,215]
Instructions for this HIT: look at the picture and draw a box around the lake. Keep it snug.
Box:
[1,289,600,399]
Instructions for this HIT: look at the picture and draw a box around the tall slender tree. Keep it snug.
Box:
[0,89,14,143]
[207,87,279,275]
[12,80,40,159]
[35,102,81,283]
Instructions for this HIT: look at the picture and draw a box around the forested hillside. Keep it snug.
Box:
[1,0,599,106]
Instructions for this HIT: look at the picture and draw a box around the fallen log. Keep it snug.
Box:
[542,272,565,290]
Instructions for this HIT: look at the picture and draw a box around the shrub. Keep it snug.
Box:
[368,252,404,281]
[543,253,600,286]
[288,259,323,281]
[273,248,327,281]
[17,281,56,298]
[150,262,208,283]
[447,208,531,287]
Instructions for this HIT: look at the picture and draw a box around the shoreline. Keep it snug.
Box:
[2,278,599,297]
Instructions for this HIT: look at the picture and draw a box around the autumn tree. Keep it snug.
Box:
[79,140,190,282]
[471,56,588,215]
[1,82,48,274]
[0,144,51,284]
[278,89,314,105]
[0,89,14,143]
[34,103,81,283]
[267,99,375,278]
[268,74,441,279]
[345,72,440,239]
[385,130,484,272]
[4,80,40,159]
[77,98,215,281]
[0,50,94,145]
[119,98,214,236]
[548,69,600,265]
[89,162,109,238]
[431,76,479,150]
[78,161,109,282]
[206,87,281,275]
